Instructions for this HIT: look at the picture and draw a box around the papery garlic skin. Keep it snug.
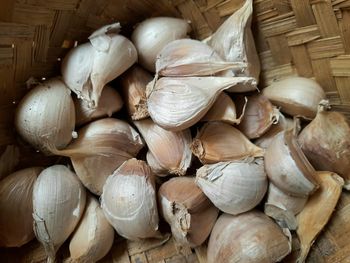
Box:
[101,159,159,240]
[0,167,42,247]
[15,78,75,155]
[33,165,86,262]
[196,158,267,215]
[131,17,191,72]
[69,195,114,263]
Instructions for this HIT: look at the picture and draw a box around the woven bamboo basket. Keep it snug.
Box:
[0,0,350,262]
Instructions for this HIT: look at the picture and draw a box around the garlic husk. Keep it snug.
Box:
[298,101,350,189]
[155,39,247,77]
[33,165,86,262]
[265,130,318,197]
[69,194,114,263]
[208,0,260,92]
[55,118,144,195]
[15,78,75,155]
[237,94,280,139]
[101,159,159,240]
[0,145,20,180]
[159,177,219,248]
[297,171,344,263]
[131,17,191,72]
[74,85,123,126]
[134,118,192,176]
[0,167,42,247]
[62,23,137,107]
[262,77,326,119]
[207,211,291,263]
[191,122,264,164]
[147,76,256,131]
[196,158,267,215]
[255,113,294,149]
[201,92,244,124]
[121,66,152,120]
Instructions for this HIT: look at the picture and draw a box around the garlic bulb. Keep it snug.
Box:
[33,165,86,262]
[255,113,294,149]
[134,118,192,176]
[62,23,137,107]
[262,77,326,119]
[208,0,260,92]
[56,118,144,195]
[155,39,246,77]
[297,171,344,263]
[237,94,280,139]
[265,130,318,197]
[298,101,350,189]
[74,85,123,126]
[121,66,152,120]
[147,76,256,131]
[191,122,264,164]
[207,211,291,263]
[196,158,267,215]
[158,177,219,247]
[15,78,75,154]
[0,167,42,247]
[69,194,114,263]
[131,17,191,72]
[101,159,159,240]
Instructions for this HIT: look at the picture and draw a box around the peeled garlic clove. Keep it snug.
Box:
[33,165,86,262]
[255,112,294,149]
[262,77,326,119]
[62,23,137,107]
[15,78,75,155]
[297,171,344,263]
[265,130,318,197]
[237,94,280,139]
[147,76,256,131]
[208,0,260,92]
[298,101,350,188]
[131,17,191,72]
[101,159,159,240]
[207,211,291,263]
[196,158,267,215]
[0,167,42,247]
[134,118,192,176]
[158,177,218,248]
[121,66,152,120]
[156,39,246,77]
[74,85,123,126]
[191,122,264,164]
[69,194,114,263]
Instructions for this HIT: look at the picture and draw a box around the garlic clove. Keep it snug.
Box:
[121,66,153,120]
[265,130,318,197]
[69,194,114,263]
[191,122,264,164]
[262,77,326,119]
[101,158,160,240]
[74,85,123,126]
[158,176,219,248]
[147,76,256,131]
[33,165,86,262]
[207,211,291,263]
[15,78,75,155]
[156,39,247,77]
[146,151,168,177]
[298,100,350,189]
[131,17,191,72]
[297,171,344,263]
[0,167,43,247]
[134,118,192,176]
[196,158,268,215]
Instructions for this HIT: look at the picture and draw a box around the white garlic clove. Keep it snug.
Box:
[146,151,168,177]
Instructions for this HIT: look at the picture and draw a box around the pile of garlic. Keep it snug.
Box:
[2,1,350,263]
